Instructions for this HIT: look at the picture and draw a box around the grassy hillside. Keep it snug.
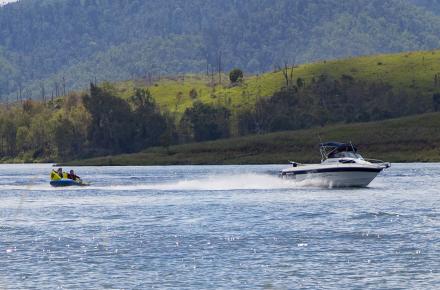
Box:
[2,49,440,164]
[109,50,440,114]
[66,112,440,166]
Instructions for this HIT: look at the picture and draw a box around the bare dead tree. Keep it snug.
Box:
[290,65,294,85]
[41,83,45,103]
[206,57,210,76]
[62,76,66,96]
[211,66,215,86]
[55,82,59,98]
[281,61,296,87]
[27,89,32,101]
[19,81,23,103]
[217,51,222,85]
[281,62,289,87]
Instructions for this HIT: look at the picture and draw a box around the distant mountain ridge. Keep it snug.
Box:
[1,0,440,100]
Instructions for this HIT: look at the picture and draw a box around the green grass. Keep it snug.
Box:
[66,112,440,166]
[64,50,440,166]
[107,50,440,115]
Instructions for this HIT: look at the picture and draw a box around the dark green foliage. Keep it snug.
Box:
[82,85,170,155]
[189,88,198,99]
[83,84,135,154]
[130,88,167,151]
[0,83,175,161]
[0,118,16,156]
[237,74,425,135]
[2,0,440,99]
[296,78,305,89]
[53,116,76,160]
[180,102,230,142]
[0,67,438,163]
[433,93,440,111]
[229,68,243,84]
[160,112,178,150]
[68,112,440,166]
[237,109,258,136]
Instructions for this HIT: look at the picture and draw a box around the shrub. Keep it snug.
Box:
[229,68,244,84]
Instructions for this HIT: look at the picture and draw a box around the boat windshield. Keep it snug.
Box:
[328,151,362,159]
[320,142,364,161]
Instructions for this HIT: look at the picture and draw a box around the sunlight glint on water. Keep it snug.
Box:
[0,164,439,289]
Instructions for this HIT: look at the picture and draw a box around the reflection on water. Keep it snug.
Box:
[0,164,439,289]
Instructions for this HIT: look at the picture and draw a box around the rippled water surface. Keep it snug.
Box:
[0,164,439,289]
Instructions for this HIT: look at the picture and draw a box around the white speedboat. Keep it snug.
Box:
[280,142,390,187]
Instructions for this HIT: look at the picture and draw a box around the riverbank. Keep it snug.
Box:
[63,112,440,166]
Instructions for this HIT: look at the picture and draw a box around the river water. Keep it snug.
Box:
[0,164,439,289]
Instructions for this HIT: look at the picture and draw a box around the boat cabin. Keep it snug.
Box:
[320,142,363,161]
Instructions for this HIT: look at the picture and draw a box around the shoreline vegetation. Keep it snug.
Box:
[63,112,440,166]
[2,50,440,165]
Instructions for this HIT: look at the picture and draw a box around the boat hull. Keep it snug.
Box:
[280,167,383,187]
[280,142,390,187]
[50,179,86,187]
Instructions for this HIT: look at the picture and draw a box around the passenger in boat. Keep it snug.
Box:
[50,169,62,181]
[57,167,69,179]
[67,170,80,181]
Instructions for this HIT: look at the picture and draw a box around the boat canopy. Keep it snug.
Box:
[319,142,359,160]
[320,142,357,152]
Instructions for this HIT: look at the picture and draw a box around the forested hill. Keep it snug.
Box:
[1,0,440,100]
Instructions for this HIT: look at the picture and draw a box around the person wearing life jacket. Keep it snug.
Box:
[57,167,69,179]
[56,167,68,179]
[50,169,63,180]
[67,170,80,181]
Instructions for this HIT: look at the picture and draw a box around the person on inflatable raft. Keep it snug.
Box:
[50,168,81,183]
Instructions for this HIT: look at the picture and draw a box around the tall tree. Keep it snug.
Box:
[82,84,135,153]
[180,101,231,142]
[130,88,167,151]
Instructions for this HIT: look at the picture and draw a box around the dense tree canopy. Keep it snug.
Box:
[180,101,230,142]
[1,0,440,100]
[236,73,431,135]
[0,65,438,162]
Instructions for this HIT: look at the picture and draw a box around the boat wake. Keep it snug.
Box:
[0,173,331,192]
[111,174,306,191]
[106,173,326,191]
